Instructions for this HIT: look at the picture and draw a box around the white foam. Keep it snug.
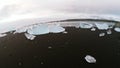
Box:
[85,55,96,63]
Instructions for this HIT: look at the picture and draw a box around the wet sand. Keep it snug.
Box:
[0,27,120,68]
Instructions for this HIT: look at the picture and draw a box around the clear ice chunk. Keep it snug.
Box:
[24,33,36,40]
[114,27,120,32]
[49,24,65,33]
[27,24,49,35]
[95,23,109,30]
[79,22,93,29]
[85,55,96,63]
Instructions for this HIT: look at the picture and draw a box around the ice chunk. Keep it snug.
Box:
[95,23,109,30]
[79,22,93,29]
[114,27,120,32]
[0,33,7,37]
[91,27,96,31]
[14,27,28,34]
[85,55,96,63]
[27,24,49,35]
[49,24,65,33]
[107,30,112,34]
[24,33,36,40]
[99,33,105,37]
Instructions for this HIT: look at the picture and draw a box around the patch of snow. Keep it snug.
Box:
[0,33,7,37]
[114,27,120,32]
[99,33,105,37]
[85,55,96,63]
[79,22,93,29]
[24,33,36,40]
[95,23,109,30]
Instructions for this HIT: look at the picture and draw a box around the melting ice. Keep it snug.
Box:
[85,55,96,63]
[114,27,120,32]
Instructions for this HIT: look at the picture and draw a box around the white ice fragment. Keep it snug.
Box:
[114,27,120,32]
[48,46,52,49]
[24,33,36,40]
[49,24,65,33]
[79,22,93,29]
[27,24,49,35]
[99,33,105,37]
[107,30,112,34]
[0,33,7,37]
[95,23,109,30]
[85,55,96,63]
[91,27,96,31]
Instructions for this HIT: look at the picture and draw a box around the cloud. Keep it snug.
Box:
[0,0,120,23]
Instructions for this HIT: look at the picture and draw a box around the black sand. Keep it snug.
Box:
[0,27,120,68]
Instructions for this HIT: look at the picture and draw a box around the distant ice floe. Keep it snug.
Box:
[0,33,7,37]
[85,55,96,63]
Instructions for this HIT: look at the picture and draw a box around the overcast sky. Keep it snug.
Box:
[0,0,120,23]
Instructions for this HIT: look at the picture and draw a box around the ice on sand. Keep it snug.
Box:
[79,22,93,29]
[114,27,120,32]
[107,30,112,34]
[95,23,109,30]
[99,33,105,37]
[91,27,96,31]
[27,24,49,35]
[85,55,96,63]
[48,24,65,33]
[24,33,36,40]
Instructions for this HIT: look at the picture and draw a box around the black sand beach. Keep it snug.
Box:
[0,27,120,68]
